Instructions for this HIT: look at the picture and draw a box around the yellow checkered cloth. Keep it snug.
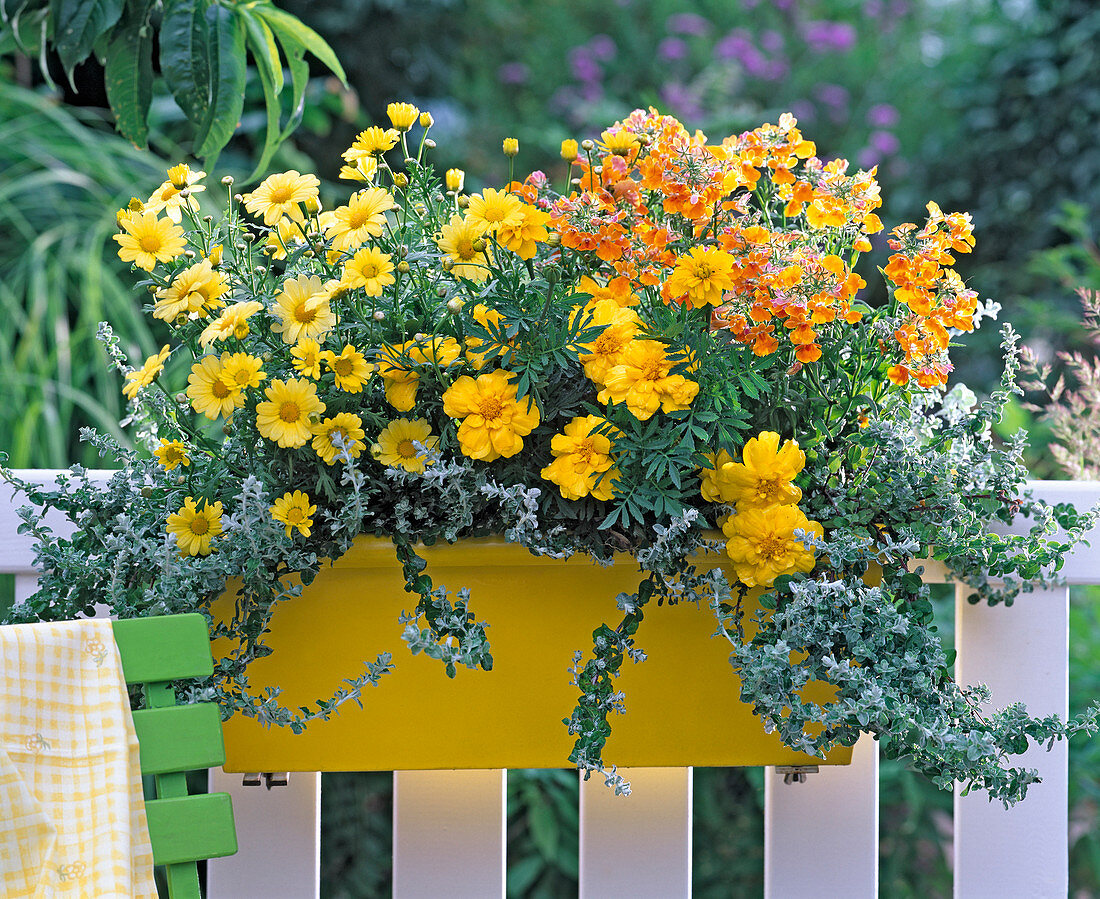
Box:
[0,619,156,898]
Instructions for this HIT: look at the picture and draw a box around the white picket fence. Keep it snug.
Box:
[2,471,1097,898]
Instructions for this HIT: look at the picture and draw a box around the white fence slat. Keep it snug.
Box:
[206,770,321,899]
[14,573,39,604]
[953,584,1069,898]
[392,769,506,898]
[578,766,692,899]
[764,734,879,898]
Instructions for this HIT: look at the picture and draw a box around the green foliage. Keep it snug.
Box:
[0,0,346,167]
[0,79,163,468]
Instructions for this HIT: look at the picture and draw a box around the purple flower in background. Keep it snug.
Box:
[803,20,857,54]
[762,59,790,81]
[814,83,850,109]
[588,34,617,61]
[497,62,529,86]
[857,147,881,169]
[666,13,711,37]
[870,130,900,155]
[715,29,752,62]
[789,100,816,124]
[660,83,702,122]
[569,47,601,83]
[740,46,769,78]
[580,82,604,103]
[866,103,900,128]
[658,37,689,62]
[760,30,784,52]
[865,0,883,17]
[773,0,795,10]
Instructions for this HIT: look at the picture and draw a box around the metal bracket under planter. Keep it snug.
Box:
[776,765,819,784]
[241,772,290,789]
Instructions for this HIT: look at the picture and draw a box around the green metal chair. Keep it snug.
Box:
[113,613,238,898]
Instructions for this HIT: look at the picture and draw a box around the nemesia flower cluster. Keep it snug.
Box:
[16,102,1094,804]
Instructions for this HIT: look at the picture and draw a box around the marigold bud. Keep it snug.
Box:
[442,257,454,271]
[457,195,470,209]
[387,101,420,131]
[446,298,464,313]
[304,196,322,215]
[419,111,434,128]
[393,172,409,189]
[502,137,519,157]
[546,231,561,247]
[560,139,579,162]
[397,261,411,274]
[373,310,386,321]
[472,238,487,252]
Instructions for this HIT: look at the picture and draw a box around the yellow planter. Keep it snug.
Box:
[213,537,853,772]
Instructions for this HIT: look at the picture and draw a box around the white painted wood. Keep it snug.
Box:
[392,769,506,898]
[578,767,692,899]
[764,734,879,898]
[206,769,322,899]
[14,573,38,604]
[1001,481,1100,584]
[953,584,1069,898]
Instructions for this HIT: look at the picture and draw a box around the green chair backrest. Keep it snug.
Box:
[112,614,237,899]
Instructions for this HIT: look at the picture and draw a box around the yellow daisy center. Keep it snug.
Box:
[140,234,163,252]
[211,380,230,399]
[347,208,371,229]
[334,358,354,377]
[189,517,209,536]
[455,238,476,260]
[279,401,301,423]
[358,262,379,277]
[293,303,318,324]
[286,507,304,523]
[268,186,294,205]
[397,439,417,458]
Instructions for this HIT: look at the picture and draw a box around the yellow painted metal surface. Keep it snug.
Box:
[213,537,853,771]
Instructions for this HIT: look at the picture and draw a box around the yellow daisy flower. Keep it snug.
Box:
[343,126,399,162]
[338,156,379,183]
[722,504,823,588]
[598,128,641,156]
[325,187,396,252]
[144,165,206,223]
[264,216,306,261]
[373,418,439,473]
[323,344,373,393]
[153,259,229,321]
[271,274,336,345]
[341,246,395,296]
[166,497,223,556]
[441,369,541,462]
[122,345,170,399]
[311,412,367,465]
[437,215,492,282]
[243,170,320,226]
[153,439,189,471]
[292,338,324,379]
[466,188,525,234]
[270,490,317,538]
[199,300,264,347]
[386,102,420,131]
[113,212,187,271]
[255,378,326,448]
[219,352,267,391]
[186,355,242,419]
[502,137,519,157]
[445,168,465,192]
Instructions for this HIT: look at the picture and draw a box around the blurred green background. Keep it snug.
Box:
[2,0,1099,894]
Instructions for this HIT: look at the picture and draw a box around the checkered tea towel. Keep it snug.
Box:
[0,619,156,898]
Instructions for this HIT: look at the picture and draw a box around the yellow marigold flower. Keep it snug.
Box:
[716,431,805,509]
[373,417,439,473]
[343,126,399,162]
[292,338,324,379]
[665,246,737,308]
[438,215,492,282]
[199,300,264,348]
[497,203,551,260]
[573,299,642,386]
[311,412,366,465]
[386,101,420,131]
[323,344,373,393]
[465,303,507,370]
[113,212,187,271]
[576,274,638,307]
[122,345,170,399]
[341,246,395,296]
[598,340,699,420]
[167,497,223,556]
[598,128,641,156]
[722,504,822,588]
[466,188,524,234]
[271,274,336,345]
[339,156,379,183]
[445,168,465,192]
[540,415,619,501]
[502,137,519,157]
[561,139,579,161]
[243,170,320,226]
[698,449,736,504]
[325,187,396,251]
[186,355,241,419]
[442,369,541,462]
[153,259,229,321]
[270,490,316,538]
[376,337,462,410]
[255,378,326,448]
[153,439,189,471]
[219,352,266,391]
[145,165,206,223]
